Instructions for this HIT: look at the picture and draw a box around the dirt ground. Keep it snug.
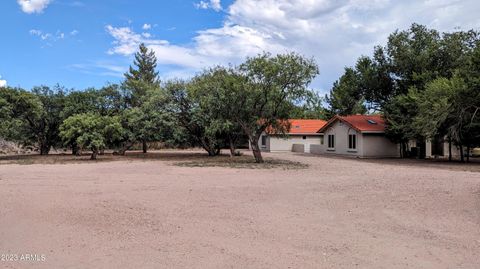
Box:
[0,151,479,269]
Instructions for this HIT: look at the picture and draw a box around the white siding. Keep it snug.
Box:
[259,134,322,153]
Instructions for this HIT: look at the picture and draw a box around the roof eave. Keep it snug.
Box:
[269,133,324,136]
[360,131,385,134]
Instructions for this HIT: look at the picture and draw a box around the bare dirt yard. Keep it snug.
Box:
[0,151,479,269]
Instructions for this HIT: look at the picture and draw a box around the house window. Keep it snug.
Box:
[348,134,357,150]
[302,136,307,140]
[328,134,335,149]
[261,136,267,147]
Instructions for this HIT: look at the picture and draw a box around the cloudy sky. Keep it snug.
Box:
[1,0,479,93]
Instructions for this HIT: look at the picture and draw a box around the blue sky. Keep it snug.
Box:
[1,0,479,93]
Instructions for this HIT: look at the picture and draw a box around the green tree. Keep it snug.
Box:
[60,113,123,160]
[61,85,125,155]
[0,87,26,143]
[413,78,461,160]
[117,86,175,155]
[0,86,66,155]
[456,45,480,161]
[235,53,319,163]
[290,90,328,120]
[335,24,480,158]
[166,80,223,156]
[355,53,395,110]
[386,23,442,94]
[96,84,126,116]
[189,67,246,156]
[326,67,366,116]
[124,44,160,107]
[415,75,480,162]
[384,89,420,158]
[62,88,99,119]
[124,43,160,153]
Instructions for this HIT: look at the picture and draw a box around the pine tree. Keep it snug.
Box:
[124,43,159,108]
[124,43,160,153]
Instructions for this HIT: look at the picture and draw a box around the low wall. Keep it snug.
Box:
[292,144,305,153]
[310,144,323,155]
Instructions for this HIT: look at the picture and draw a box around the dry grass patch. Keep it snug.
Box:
[0,150,308,170]
[174,155,308,170]
[0,151,207,165]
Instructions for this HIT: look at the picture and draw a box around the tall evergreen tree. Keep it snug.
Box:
[124,43,160,107]
[124,43,160,153]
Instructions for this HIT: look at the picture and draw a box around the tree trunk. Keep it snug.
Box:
[91,150,98,160]
[460,144,465,163]
[200,138,219,156]
[39,142,50,155]
[72,143,79,156]
[448,138,452,162]
[466,145,470,163]
[142,140,148,154]
[400,142,407,158]
[205,147,220,156]
[229,137,236,157]
[250,136,264,163]
[119,141,134,156]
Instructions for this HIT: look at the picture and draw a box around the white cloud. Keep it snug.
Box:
[69,61,128,78]
[142,24,152,30]
[105,25,168,56]
[29,29,42,36]
[195,0,222,11]
[30,29,65,42]
[70,30,79,36]
[0,76,6,88]
[107,0,480,92]
[17,0,51,14]
[106,23,282,69]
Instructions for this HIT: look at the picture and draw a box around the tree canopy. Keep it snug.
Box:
[1,26,479,163]
[325,23,479,160]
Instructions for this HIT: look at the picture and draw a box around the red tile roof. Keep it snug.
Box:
[266,119,327,135]
[318,115,386,133]
[288,119,328,134]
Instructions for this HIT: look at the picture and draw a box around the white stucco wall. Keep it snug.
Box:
[322,121,363,157]
[310,144,323,154]
[362,134,399,158]
[313,121,399,158]
[259,134,322,153]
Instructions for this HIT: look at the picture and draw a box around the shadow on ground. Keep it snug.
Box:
[0,150,307,169]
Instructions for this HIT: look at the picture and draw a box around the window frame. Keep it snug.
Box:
[348,134,357,151]
[261,136,267,148]
[327,134,335,150]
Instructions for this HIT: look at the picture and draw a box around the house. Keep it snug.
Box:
[312,115,400,158]
[259,119,327,153]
